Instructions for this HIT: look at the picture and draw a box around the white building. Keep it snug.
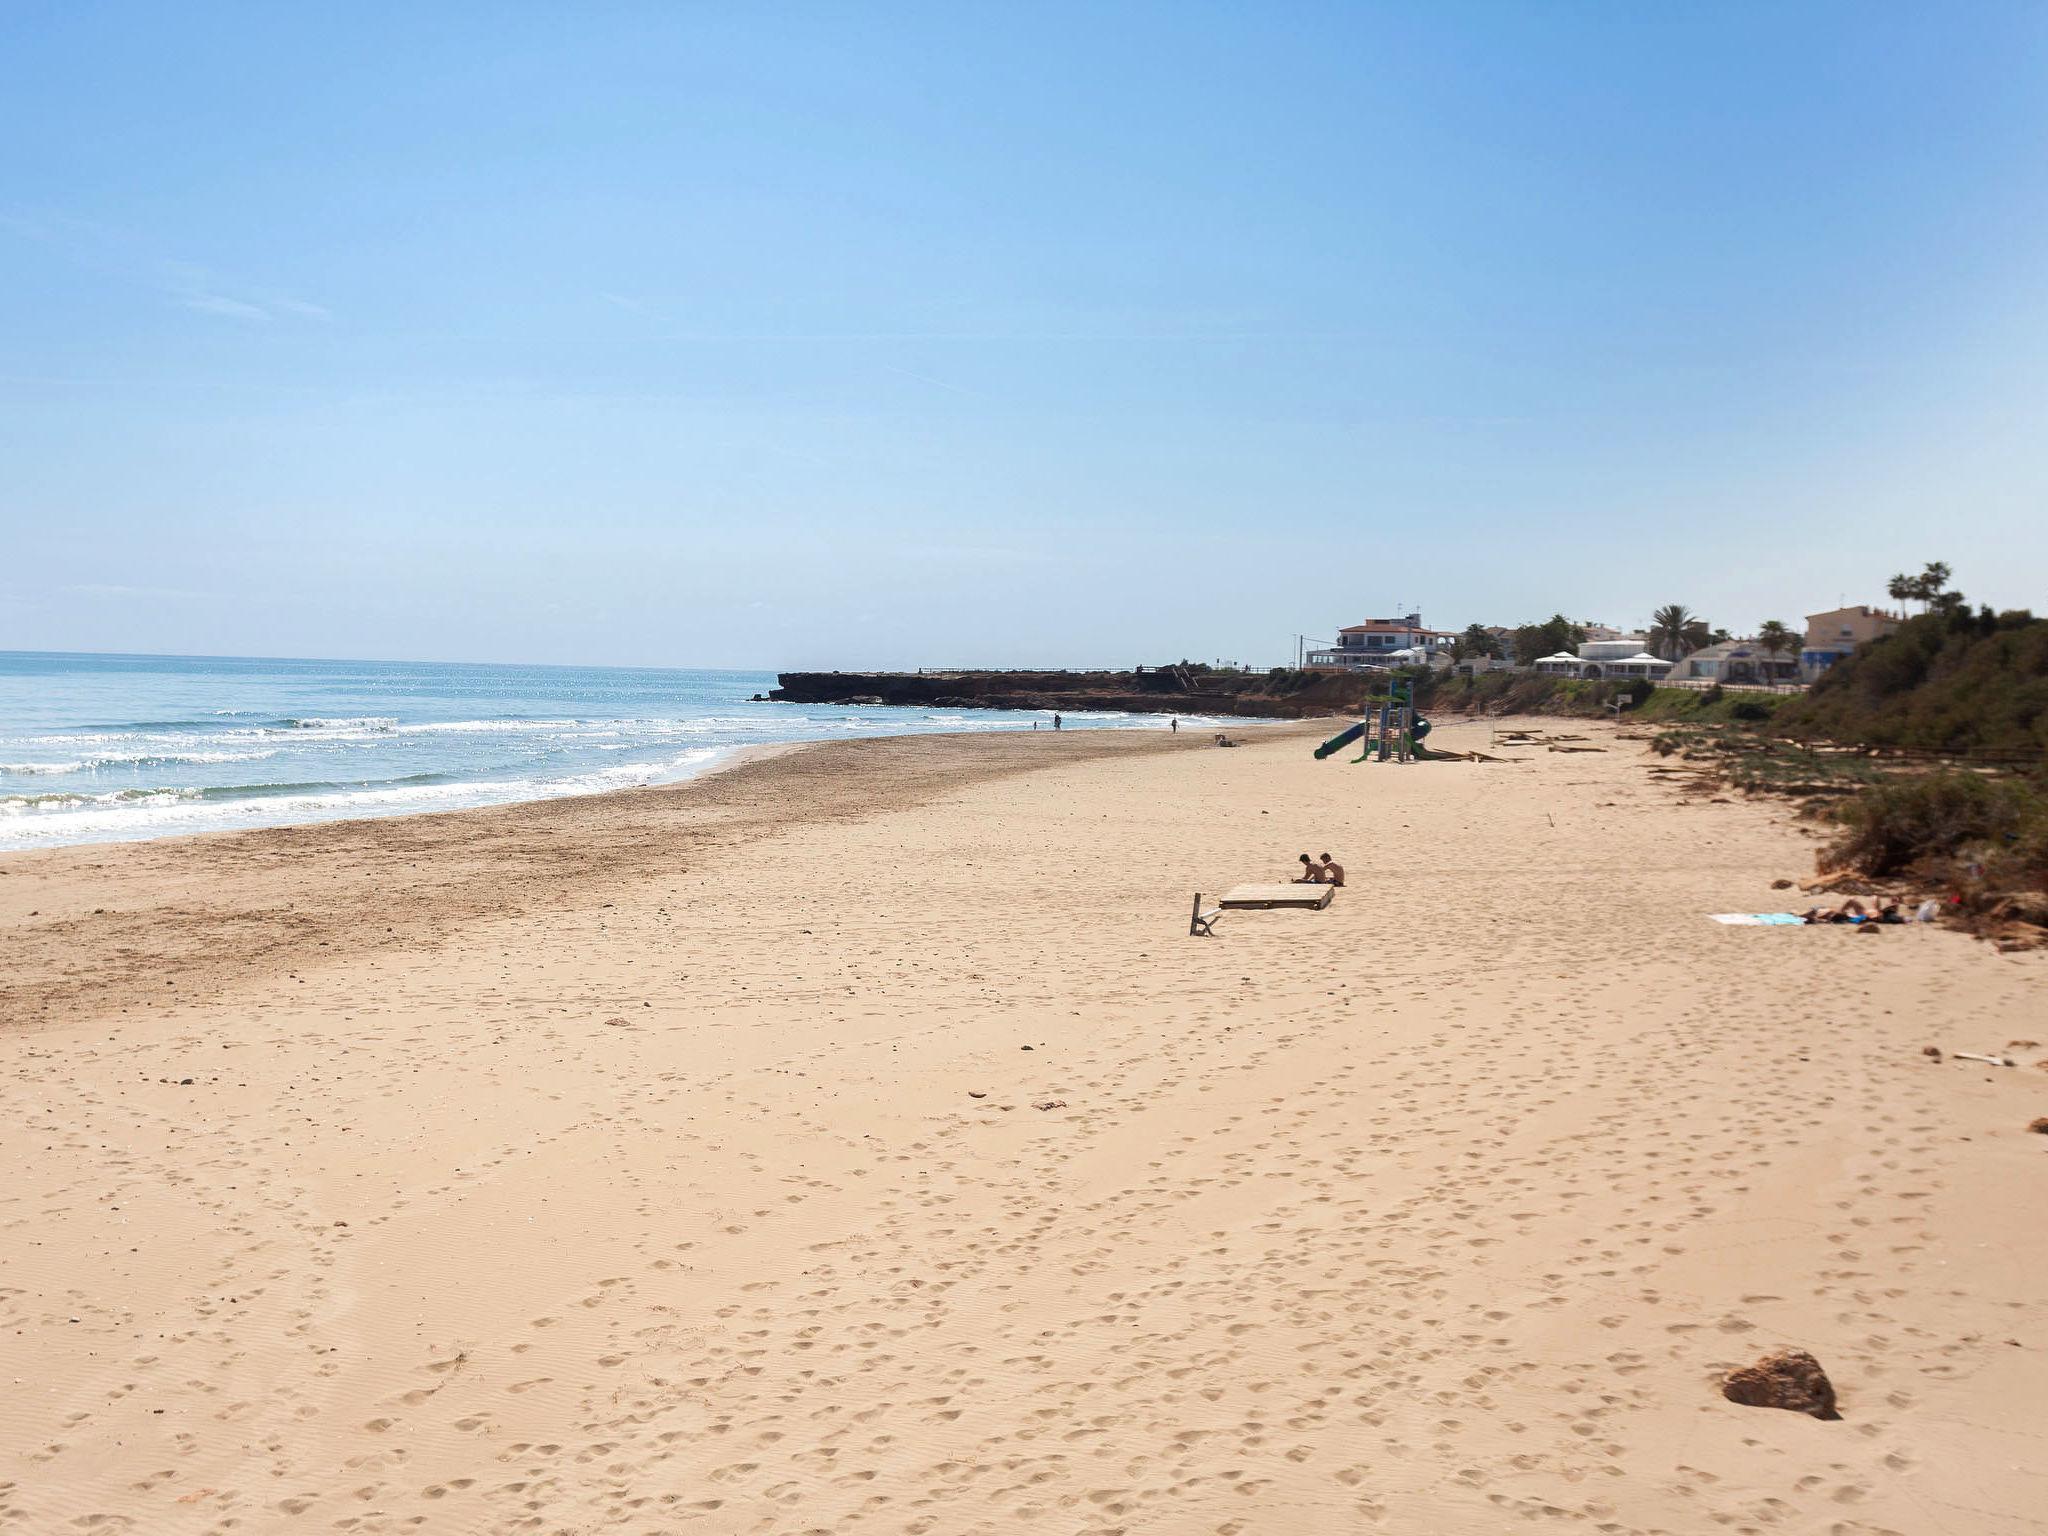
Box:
[1532,637,1674,681]
[1669,640,1800,686]
[1451,655,1514,678]
[1305,614,1458,670]
[1383,645,1454,672]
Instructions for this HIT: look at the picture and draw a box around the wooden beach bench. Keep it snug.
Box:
[1189,883,1335,936]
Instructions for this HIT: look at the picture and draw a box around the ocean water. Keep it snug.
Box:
[0,652,1200,852]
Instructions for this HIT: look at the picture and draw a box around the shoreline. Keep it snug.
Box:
[3,716,2042,1532]
[0,724,1274,1027]
[0,706,1283,860]
[0,739,751,858]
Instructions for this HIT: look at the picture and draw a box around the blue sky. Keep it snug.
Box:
[3,2,2045,668]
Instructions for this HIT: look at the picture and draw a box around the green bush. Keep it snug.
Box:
[1629,687,1788,726]
[1823,770,2041,877]
[1777,608,2048,754]
[1422,673,1782,723]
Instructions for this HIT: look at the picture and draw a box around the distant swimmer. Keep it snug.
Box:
[1319,853,1345,888]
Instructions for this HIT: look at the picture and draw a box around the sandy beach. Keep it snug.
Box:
[2,718,2044,1535]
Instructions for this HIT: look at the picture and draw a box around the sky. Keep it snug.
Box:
[3,2,2045,670]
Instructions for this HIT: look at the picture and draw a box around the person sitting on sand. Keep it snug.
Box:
[1294,853,1325,884]
[1319,853,1345,888]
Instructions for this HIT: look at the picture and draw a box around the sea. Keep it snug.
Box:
[0,651,1203,852]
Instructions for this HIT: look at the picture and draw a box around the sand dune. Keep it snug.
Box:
[2,719,2044,1534]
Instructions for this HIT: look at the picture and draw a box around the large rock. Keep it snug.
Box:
[1722,1349,1840,1419]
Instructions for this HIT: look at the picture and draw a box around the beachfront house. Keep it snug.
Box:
[1451,654,1514,678]
[1531,636,1674,682]
[1669,639,1801,686]
[1448,626,1520,676]
[1800,605,1903,681]
[1304,614,1458,670]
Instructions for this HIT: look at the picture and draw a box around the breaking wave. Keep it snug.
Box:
[1,654,1207,851]
[284,716,399,732]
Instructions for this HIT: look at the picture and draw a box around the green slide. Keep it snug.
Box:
[1314,721,1367,759]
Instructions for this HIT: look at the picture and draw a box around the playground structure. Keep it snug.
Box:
[1313,676,1439,763]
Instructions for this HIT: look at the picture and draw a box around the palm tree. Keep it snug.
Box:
[1648,605,1711,662]
[1888,560,1955,613]
[1755,619,1796,681]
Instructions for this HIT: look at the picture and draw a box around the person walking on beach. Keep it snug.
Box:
[1170,716,1178,733]
[1053,712,1062,731]
[1319,853,1345,888]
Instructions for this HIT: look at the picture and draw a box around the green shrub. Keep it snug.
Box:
[1777,609,2048,754]
[1823,771,2040,877]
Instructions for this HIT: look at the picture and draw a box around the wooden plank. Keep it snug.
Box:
[1218,883,1334,910]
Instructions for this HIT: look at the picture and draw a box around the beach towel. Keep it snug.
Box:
[1708,913,1807,926]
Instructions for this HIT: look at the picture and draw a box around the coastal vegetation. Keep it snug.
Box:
[1450,623,1503,661]
[1647,718,2047,943]
[1824,770,2046,885]
[1419,671,1790,727]
[1629,578,2048,934]
[1772,594,2046,928]
[1508,614,1585,667]
[1772,600,2048,756]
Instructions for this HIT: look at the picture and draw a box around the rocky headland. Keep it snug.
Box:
[769,668,1378,719]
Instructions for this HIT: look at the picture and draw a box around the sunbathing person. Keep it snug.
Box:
[1801,899,1871,925]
